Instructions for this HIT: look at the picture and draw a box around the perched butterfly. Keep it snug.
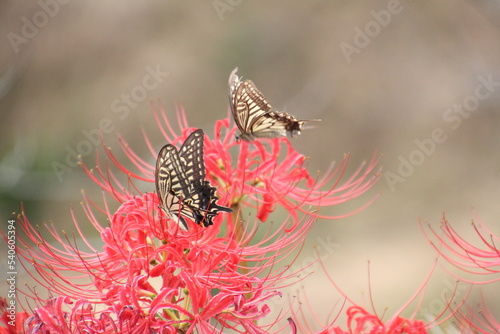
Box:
[155,129,232,230]
[228,67,321,141]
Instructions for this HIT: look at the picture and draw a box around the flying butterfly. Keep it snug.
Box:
[155,129,232,230]
[228,67,321,141]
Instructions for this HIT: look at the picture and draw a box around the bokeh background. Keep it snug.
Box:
[1,0,500,331]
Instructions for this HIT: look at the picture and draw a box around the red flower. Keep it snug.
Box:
[0,298,29,334]
[4,105,379,333]
[290,250,463,334]
[148,105,381,231]
[421,214,500,284]
[315,306,427,334]
[421,214,500,332]
[17,193,311,333]
[453,297,500,333]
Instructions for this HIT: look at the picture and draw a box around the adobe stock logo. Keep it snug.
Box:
[419,278,468,334]
[212,0,243,21]
[7,0,71,54]
[339,0,410,64]
[384,74,500,191]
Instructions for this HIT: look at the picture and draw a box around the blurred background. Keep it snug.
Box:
[1,0,500,331]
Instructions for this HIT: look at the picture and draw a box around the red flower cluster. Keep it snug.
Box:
[2,106,380,333]
[316,306,427,334]
[4,104,498,333]
[422,214,500,284]
[422,214,500,332]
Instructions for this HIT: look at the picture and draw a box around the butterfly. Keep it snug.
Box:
[228,67,321,141]
[155,129,232,230]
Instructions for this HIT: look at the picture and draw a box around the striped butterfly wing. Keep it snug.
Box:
[248,109,305,138]
[178,129,232,227]
[179,129,205,190]
[156,129,232,229]
[229,68,272,139]
[155,144,196,231]
[228,67,320,141]
[157,144,192,200]
[178,129,211,225]
[187,181,233,227]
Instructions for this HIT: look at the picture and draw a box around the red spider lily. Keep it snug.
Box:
[453,296,500,334]
[290,250,464,334]
[15,193,313,333]
[421,214,500,332]
[4,105,379,333]
[421,214,500,284]
[146,104,381,231]
[313,306,427,334]
[0,298,29,334]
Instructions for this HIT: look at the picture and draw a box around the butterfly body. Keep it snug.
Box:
[228,67,320,141]
[155,129,232,230]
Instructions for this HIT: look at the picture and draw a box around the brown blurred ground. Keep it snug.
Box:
[1,0,499,331]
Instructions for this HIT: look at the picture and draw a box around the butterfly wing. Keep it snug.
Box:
[233,79,274,140]
[178,129,232,226]
[249,110,305,138]
[177,129,211,223]
[228,68,321,140]
[158,144,191,200]
[228,67,241,121]
[155,144,195,231]
[156,129,232,229]
[187,181,233,227]
[179,129,205,191]
[155,153,173,212]
[230,68,272,138]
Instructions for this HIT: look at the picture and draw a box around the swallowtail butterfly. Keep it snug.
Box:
[228,67,320,141]
[155,129,232,230]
